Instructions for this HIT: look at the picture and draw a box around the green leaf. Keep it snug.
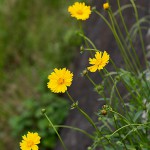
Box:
[133,111,143,122]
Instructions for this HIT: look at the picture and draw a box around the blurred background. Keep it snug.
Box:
[0,0,81,149]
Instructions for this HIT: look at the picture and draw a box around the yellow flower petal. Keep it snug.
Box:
[68,2,91,20]
[103,3,110,10]
[20,132,41,150]
[95,52,102,60]
[47,68,73,93]
[87,51,110,72]
[88,65,98,72]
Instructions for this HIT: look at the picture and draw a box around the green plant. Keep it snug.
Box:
[9,92,69,149]
[42,0,150,150]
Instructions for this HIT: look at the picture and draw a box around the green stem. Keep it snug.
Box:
[94,10,134,72]
[84,48,99,52]
[54,125,94,139]
[104,69,132,119]
[66,91,116,148]
[117,0,142,71]
[86,73,109,104]
[110,110,130,124]
[77,23,94,57]
[110,110,147,142]
[130,0,147,68]
[110,123,150,137]
[66,91,100,134]
[101,120,113,132]
[109,2,140,73]
[110,59,119,72]
[79,33,97,50]
[113,115,128,150]
[86,74,97,87]
[108,10,136,72]
[43,113,67,150]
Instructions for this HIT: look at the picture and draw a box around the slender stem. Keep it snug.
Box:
[94,10,133,72]
[86,72,109,104]
[113,115,128,150]
[84,48,99,52]
[86,74,97,87]
[101,120,113,132]
[110,110,130,124]
[109,1,140,73]
[78,23,94,57]
[110,58,119,72]
[110,123,150,137]
[141,73,150,99]
[108,10,136,72]
[79,33,97,50]
[66,91,100,134]
[66,91,116,148]
[54,125,94,139]
[130,0,147,68]
[43,113,67,150]
[110,110,147,142]
[104,69,132,120]
[117,0,142,71]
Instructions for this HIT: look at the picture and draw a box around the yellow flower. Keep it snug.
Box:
[47,68,73,93]
[20,132,41,150]
[103,3,110,10]
[68,2,91,20]
[87,51,110,72]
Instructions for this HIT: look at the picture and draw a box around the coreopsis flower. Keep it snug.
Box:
[103,3,110,10]
[68,2,91,20]
[47,68,73,93]
[87,51,109,72]
[20,132,41,150]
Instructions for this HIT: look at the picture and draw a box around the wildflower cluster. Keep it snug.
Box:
[20,1,150,150]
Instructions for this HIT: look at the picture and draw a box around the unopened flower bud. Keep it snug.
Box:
[101,109,107,115]
[92,6,96,11]
[80,45,84,51]
[81,69,88,76]
[41,109,46,114]
[103,3,110,10]
[87,147,92,150]
[102,105,106,109]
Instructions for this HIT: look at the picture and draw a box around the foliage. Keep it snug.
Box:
[9,90,69,149]
[1,0,150,149]
[42,0,150,150]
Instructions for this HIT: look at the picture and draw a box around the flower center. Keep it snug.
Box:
[77,9,83,15]
[96,60,102,66]
[27,140,34,148]
[58,78,64,85]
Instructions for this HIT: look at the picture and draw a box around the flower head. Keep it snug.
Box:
[47,68,73,93]
[87,51,109,72]
[20,132,41,150]
[68,2,91,20]
[103,2,110,10]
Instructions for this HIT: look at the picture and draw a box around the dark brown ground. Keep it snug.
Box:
[55,0,150,150]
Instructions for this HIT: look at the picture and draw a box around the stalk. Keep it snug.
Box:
[43,112,67,150]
